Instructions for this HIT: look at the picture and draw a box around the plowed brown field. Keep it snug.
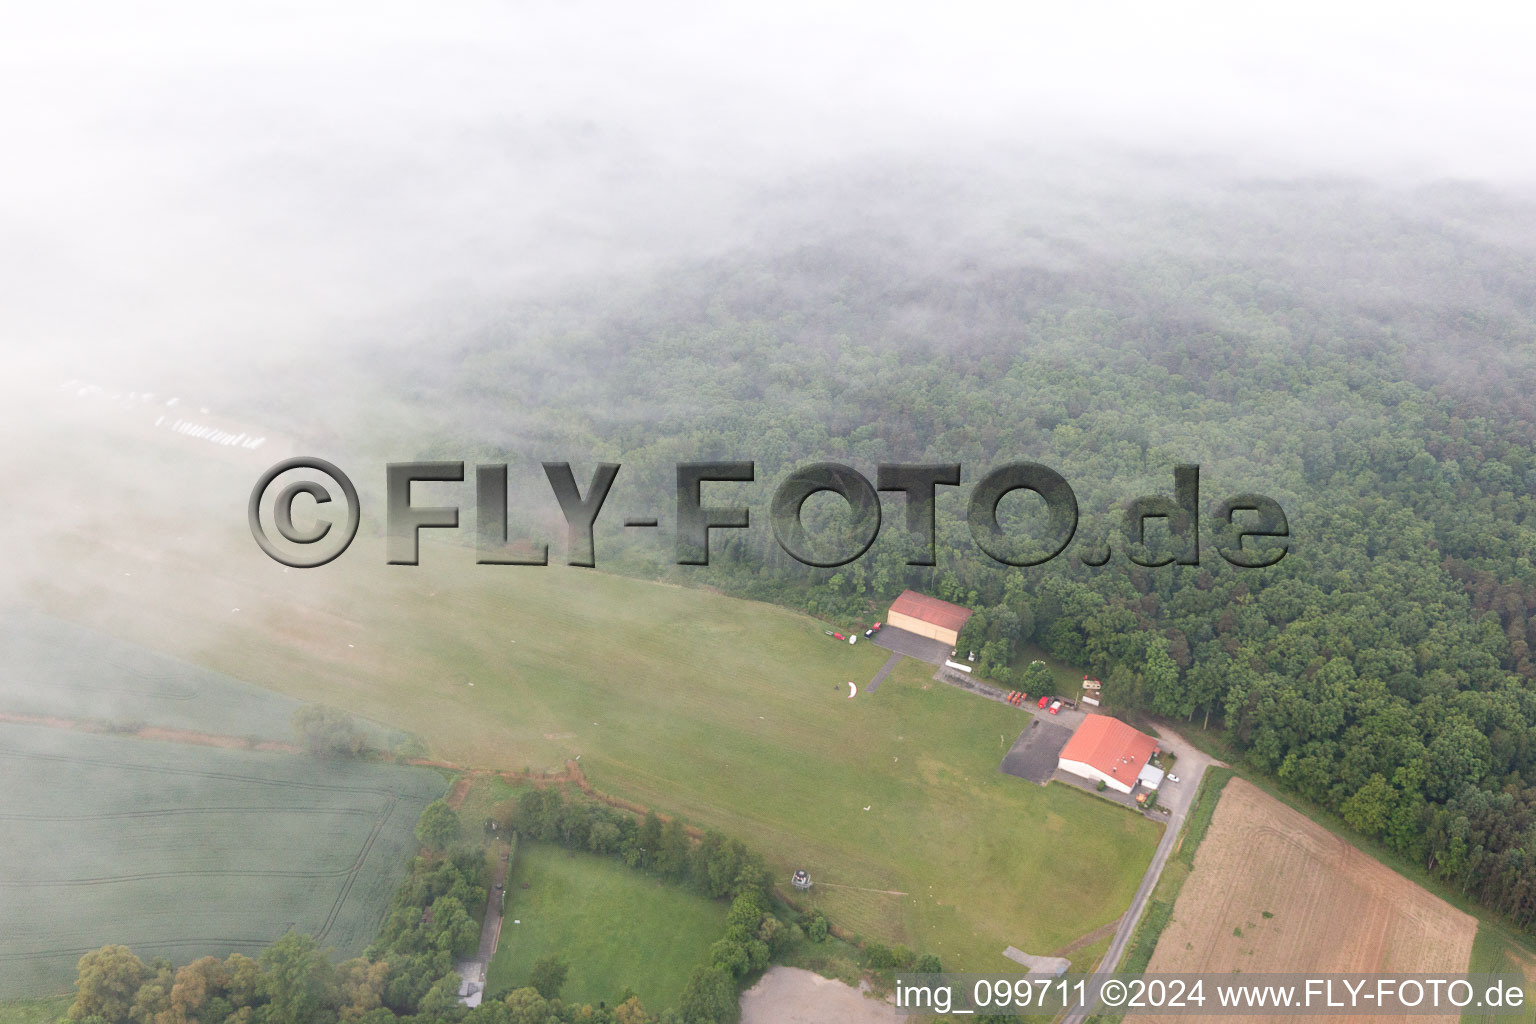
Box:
[1143,778,1475,1023]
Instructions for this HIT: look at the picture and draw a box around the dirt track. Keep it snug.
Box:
[0,710,301,752]
[1143,778,1476,1022]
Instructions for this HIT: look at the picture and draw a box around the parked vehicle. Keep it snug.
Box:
[1167,774,1181,783]
[1049,700,1062,715]
[1037,695,1051,708]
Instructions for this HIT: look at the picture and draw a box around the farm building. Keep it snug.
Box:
[886,590,973,646]
[1057,715,1159,795]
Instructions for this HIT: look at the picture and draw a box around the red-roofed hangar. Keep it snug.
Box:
[1057,715,1159,795]
[885,590,973,647]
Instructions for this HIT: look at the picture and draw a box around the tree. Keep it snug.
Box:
[259,931,333,1024]
[709,937,749,977]
[223,953,263,1008]
[1019,660,1052,695]
[334,958,389,1021]
[615,995,655,1024]
[1341,774,1395,839]
[70,945,147,1023]
[527,955,569,1000]
[169,956,229,1022]
[655,818,691,879]
[418,973,463,1016]
[431,895,480,957]
[502,988,553,1024]
[292,704,370,758]
[416,800,461,851]
[678,965,736,1024]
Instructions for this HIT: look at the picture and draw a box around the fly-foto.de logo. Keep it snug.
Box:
[248,460,1288,571]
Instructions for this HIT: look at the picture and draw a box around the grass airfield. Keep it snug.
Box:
[29,518,1160,970]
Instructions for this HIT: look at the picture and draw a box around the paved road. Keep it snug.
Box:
[864,651,905,693]
[478,843,512,960]
[455,839,513,1006]
[1060,727,1222,1024]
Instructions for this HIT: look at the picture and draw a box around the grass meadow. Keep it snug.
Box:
[0,997,68,1024]
[486,841,728,1009]
[1463,924,1536,1024]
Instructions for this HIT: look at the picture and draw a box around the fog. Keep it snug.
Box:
[2,1,1533,608]
[7,4,1536,998]
[4,2,1536,384]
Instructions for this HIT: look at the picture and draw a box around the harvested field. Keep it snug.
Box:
[1143,778,1475,1021]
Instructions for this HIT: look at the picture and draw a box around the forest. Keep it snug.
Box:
[345,166,1536,932]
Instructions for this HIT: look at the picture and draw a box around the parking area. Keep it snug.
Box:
[1051,767,1145,808]
[871,625,952,665]
[999,719,1075,784]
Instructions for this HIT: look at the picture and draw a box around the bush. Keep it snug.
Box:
[292,704,370,758]
[528,955,569,999]
[414,800,461,851]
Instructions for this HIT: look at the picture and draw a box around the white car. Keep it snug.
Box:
[1167,774,1181,783]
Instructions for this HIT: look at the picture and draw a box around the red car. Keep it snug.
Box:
[1037,695,1050,709]
[1049,700,1062,715]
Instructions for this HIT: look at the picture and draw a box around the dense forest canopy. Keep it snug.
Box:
[298,163,1536,928]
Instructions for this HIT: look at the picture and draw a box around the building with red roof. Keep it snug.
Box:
[885,590,973,646]
[1057,715,1159,795]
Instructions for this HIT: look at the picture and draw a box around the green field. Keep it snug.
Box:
[0,609,413,751]
[1463,924,1536,1024]
[40,531,1164,971]
[0,996,68,1024]
[0,721,445,997]
[487,841,728,1008]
